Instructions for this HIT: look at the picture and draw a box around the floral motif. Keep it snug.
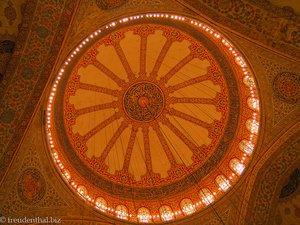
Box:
[273,72,300,104]
[17,167,46,205]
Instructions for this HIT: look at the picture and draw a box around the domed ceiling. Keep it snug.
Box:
[46,14,260,223]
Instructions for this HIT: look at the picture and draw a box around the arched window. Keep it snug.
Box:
[77,185,87,197]
[180,198,195,215]
[138,207,151,223]
[199,188,214,205]
[243,76,255,87]
[159,205,174,221]
[95,197,107,212]
[215,175,231,191]
[62,169,71,181]
[246,119,259,134]
[234,56,246,67]
[247,97,259,111]
[116,205,128,220]
[230,159,245,175]
[239,139,254,155]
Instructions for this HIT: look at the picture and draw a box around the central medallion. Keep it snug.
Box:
[123,82,164,122]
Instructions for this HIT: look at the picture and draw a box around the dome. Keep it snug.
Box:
[45,13,260,223]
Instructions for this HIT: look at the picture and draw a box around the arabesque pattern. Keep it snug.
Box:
[63,24,229,187]
[46,14,260,223]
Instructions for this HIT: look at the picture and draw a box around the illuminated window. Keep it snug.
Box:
[77,185,87,197]
[246,119,259,134]
[95,197,107,212]
[247,97,259,111]
[160,205,174,221]
[180,198,195,215]
[199,188,214,205]
[234,56,246,67]
[239,139,254,155]
[138,207,151,223]
[116,205,128,220]
[62,169,71,181]
[243,76,255,87]
[230,159,245,175]
[215,175,231,191]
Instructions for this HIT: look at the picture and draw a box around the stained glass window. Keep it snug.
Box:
[235,56,246,67]
[243,76,255,87]
[138,207,151,223]
[246,119,259,134]
[116,205,128,220]
[199,188,214,205]
[247,97,259,111]
[160,205,174,221]
[95,197,107,212]
[239,139,254,155]
[215,175,231,191]
[62,169,71,181]
[180,198,196,215]
[230,159,245,175]
[77,185,87,196]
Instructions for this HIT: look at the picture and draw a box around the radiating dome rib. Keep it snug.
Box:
[46,14,260,223]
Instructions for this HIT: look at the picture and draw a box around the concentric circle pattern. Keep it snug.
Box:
[46,14,260,223]
[124,82,164,121]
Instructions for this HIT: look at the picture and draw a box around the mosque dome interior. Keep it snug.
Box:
[0,1,299,225]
